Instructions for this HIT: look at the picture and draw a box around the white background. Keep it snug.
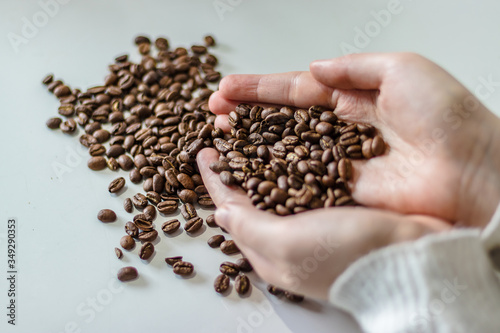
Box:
[1,1,500,332]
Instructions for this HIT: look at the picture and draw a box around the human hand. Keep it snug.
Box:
[197,148,450,299]
[209,53,500,228]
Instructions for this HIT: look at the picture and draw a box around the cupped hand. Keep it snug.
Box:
[197,148,450,299]
[209,53,500,228]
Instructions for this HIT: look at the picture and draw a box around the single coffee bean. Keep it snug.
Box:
[219,171,235,186]
[138,229,158,242]
[338,158,352,180]
[108,177,126,193]
[139,242,154,260]
[267,285,284,296]
[180,203,197,220]
[173,261,194,275]
[129,168,142,183]
[165,256,183,266]
[117,154,134,171]
[198,195,215,207]
[371,135,385,156]
[115,247,123,259]
[220,262,240,276]
[157,200,178,214]
[284,291,304,302]
[206,214,217,227]
[161,219,180,234]
[120,235,135,250]
[125,221,139,238]
[178,189,197,204]
[46,117,62,129]
[208,235,225,248]
[235,274,250,295]
[97,209,116,222]
[184,217,203,233]
[214,274,230,294]
[236,258,253,272]
[117,266,138,282]
[60,118,77,133]
[134,218,153,231]
[132,193,148,209]
[89,144,106,156]
[88,156,107,171]
[146,191,161,205]
[220,240,239,255]
[123,198,134,213]
[143,205,157,220]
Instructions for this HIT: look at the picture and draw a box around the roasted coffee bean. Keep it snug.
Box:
[220,171,235,186]
[117,266,138,282]
[146,191,161,205]
[338,158,352,180]
[235,274,250,295]
[184,217,203,233]
[209,161,231,173]
[120,235,135,250]
[115,247,123,259]
[97,209,116,222]
[158,200,178,214]
[198,195,214,207]
[214,274,230,294]
[220,240,239,255]
[139,242,154,260]
[206,214,217,227]
[173,261,194,275]
[284,291,304,302]
[178,189,197,204]
[220,262,240,276]
[89,144,105,156]
[177,173,195,190]
[125,221,139,238]
[108,177,126,193]
[180,203,197,220]
[236,258,253,272]
[132,193,148,209]
[204,35,216,46]
[165,256,183,266]
[208,234,225,248]
[161,219,180,234]
[60,118,77,133]
[267,285,284,296]
[138,229,158,242]
[46,117,62,129]
[117,154,134,170]
[143,205,157,220]
[371,135,385,156]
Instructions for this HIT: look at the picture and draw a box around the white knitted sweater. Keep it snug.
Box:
[329,206,500,333]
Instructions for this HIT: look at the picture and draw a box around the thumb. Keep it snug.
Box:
[310,53,391,90]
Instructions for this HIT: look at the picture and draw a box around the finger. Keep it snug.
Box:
[217,72,338,109]
[310,53,391,90]
[197,148,282,248]
[208,91,239,115]
[214,114,231,132]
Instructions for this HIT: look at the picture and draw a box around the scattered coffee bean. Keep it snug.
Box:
[220,240,240,255]
[208,235,225,248]
[184,217,203,233]
[165,256,183,266]
[161,219,180,234]
[173,261,194,275]
[206,214,217,227]
[97,209,116,222]
[139,242,154,260]
[108,177,126,193]
[236,258,253,272]
[88,156,107,171]
[235,274,250,295]
[46,117,62,129]
[115,247,123,259]
[125,221,139,238]
[214,274,230,294]
[220,261,240,276]
[117,266,138,282]
[123,198,133,213]
[120,235,135,250]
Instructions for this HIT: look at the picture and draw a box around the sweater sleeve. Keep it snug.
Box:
[328,206,500,333]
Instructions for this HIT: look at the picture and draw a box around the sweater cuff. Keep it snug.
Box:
[329,229,500,333]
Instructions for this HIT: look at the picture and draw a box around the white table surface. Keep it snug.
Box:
[1,1,500,332]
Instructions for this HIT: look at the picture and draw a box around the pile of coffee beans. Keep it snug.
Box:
[209,104,385,215]
[43,35,385,303]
